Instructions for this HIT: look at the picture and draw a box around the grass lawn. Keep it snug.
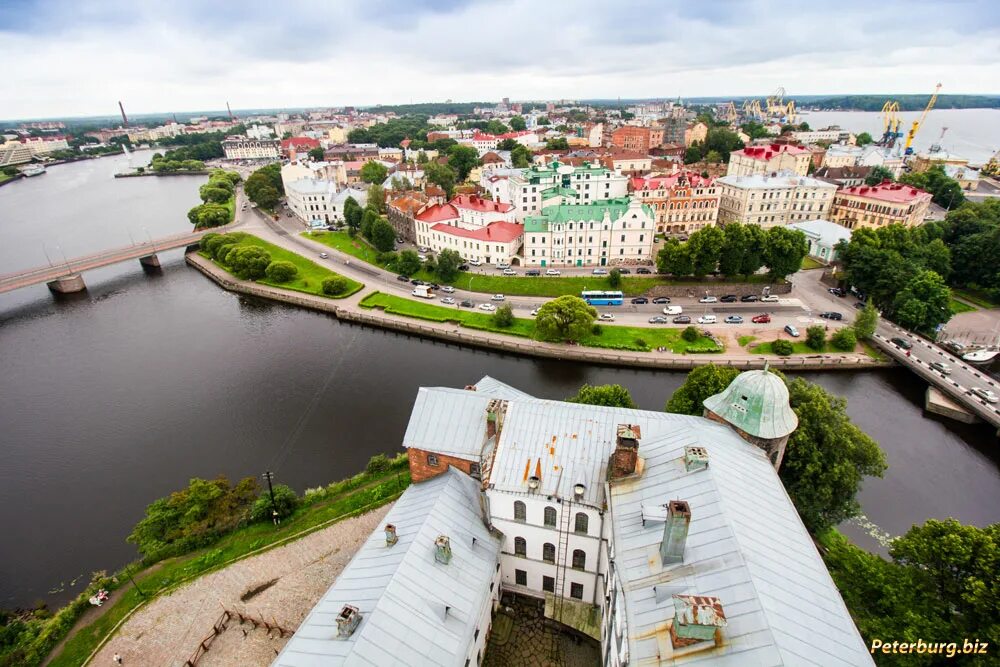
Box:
[305,231,773,298]
[359,292,722,353]
[203,233,363,298]
[949,298,976,315]
[48,466,410,667]
[738,335,757,347]
[861,340,889,361]
[800,256,825,270]
[952,288,999,309]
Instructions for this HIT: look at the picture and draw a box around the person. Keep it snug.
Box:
[113,653,123,665]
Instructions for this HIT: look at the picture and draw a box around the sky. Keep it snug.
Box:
[2,0,999,120]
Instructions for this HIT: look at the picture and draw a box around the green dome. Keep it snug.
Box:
[703,370,798,439]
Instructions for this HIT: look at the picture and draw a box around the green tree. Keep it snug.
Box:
[545,138,569,150]
[656,238,694,276]
[367,184,386,213]
[370,218,396,252]
[264,260,297,283]
[537,116,550,125]
[250,184,280,210]
[608,268,622,288]
[493,303,514,328]
[702,127,744,162]
[683,146,702,164]
[435,249,462,282]
[829,326,857,351]
[740,122,770,139]
[893,269,952,333]
[227,246,272,280]
[853,302,879,339]
[189,203,230,229]
[416,150,429,165]
[567,383,637,408]
[740,223,767,275]
[772,339,794,356]
[447,144,480,181]
[764,226,808,280]
[780,378,887,533]
[199,185,231,204]
[510,144,532,168]
[359,161,388,185]
[343,196,362,234]
[718,222,748,277]
[485,119,508,135]
[509,116,527,131]
[681,325,699,342]
[250,484,300,522]
[360,208,378,240]
[805,325,826,350]
[864,165,895,186]
[704,150,722,164]
[665,364,739,415]
[322,276,350,296]
[534,295,597,342]
[244,163,283,207]
[308,146,325,161]
[855,132,873,146]
[396,250,422,276]
[497,138,518,151]
[687,226,724,276]
[424,162,457,198]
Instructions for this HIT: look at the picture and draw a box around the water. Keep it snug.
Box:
[1,155,998,610]
[797,108,1000,164]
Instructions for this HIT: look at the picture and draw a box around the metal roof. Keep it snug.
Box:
[608,421,874,666]
[472,376,534,400]
[703,370,798,439]
[273,468,500,667]
[401,387,492,460]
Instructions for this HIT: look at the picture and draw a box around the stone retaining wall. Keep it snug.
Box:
[645,281,792,298]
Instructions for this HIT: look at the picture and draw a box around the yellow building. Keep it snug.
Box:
[829,182,932,230]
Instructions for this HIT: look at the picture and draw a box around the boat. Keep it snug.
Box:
[22,165,47,177]
[962,347,999,364]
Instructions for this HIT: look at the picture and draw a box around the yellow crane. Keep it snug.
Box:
[718,101,738,124]
[782,100,797,125]
[903,83,942,155]
[742,99,762,121]
[982,149,1000,177]
[878,100,901,146]
[765,86,786,116]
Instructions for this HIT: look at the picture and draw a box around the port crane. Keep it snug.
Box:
[718,101,738,124]
[765,87,786,117]
[741,98,763,122]
[981,149,999,177]
[903,83,942,155]
[878,100,902,147]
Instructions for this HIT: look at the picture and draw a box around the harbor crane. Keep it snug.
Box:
[982,149,999,177]
[903,83,942,155]
[878,100,902,147]
[742,98,763,122]
[765,86,786,117]
[718,101,738,124]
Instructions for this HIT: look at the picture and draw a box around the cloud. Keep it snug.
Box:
[1,0,998,119]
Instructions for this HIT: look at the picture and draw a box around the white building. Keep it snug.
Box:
[716,172,837,228]
[221,136,280,161]
[790,127,851,144]
[857,145,906,178]
[727,144,811,177]
[414,194,523,265]
[286,180,367,226]
[246,124,276,140]
[281,160,346,192]
[522,198,655,268]
[787,218,853,263]
[821,144,865,168]
[508,161,629,219]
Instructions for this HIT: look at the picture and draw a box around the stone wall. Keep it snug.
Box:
[645,281,792,299]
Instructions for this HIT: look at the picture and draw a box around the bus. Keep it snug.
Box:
[581,290,624,306]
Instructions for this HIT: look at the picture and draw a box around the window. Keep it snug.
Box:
[427,454,439,467]
[571,582,584,599]
[470,463,480,478]
[543,543,555,563]
[574,512,589,534]
[544,506,557,526]
[514,537,526,557]
[515,569,527,586]
[573,549,586,570]
[543,575,555,592]
[514,501,526,522]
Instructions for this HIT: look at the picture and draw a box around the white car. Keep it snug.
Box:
[478,303,497,312]
[699,296,718,303]
[502,268,517,276]
[530,307,540,316]
[491,294,505,301]
[592,268,608,275]
[972,387,998,403]
[497,262,511,270]
[417,254,428,262]
[663,306,682,315]
[469,259,483,267]
[440,296,456,305]
[760,295,779,303]
[599,313,615,321]
[440,285,455,293]
[698,315,717,324]
[418,246,430,253]
[545,269,561,276]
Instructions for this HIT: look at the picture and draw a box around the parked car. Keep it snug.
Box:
[740,294,759,302]
[417,254,428,262]
[699,296,718,303]
[460,299,474,308]
[760,295,779,303]
[530,307,540,316]
[525,270,540,276]
[929,361,952,374]
[410,278,423,285]
[599,313,615,321]
[819,311,843,320]
[396,274,410,282]
[891,337,912,349]
[663,306,682,315]
[648,316,669,324]
[636,267,652,274]
[491,294,505,301]
[618,268,631,274]
[720,295,738,303]
[458,264,470,272]
[319,252,329,259]
[672,315,691,324]
[502,268,517,276]
[497,262,511,270]
[752,314,771,324]
[630,297,649,304]
[440,296,456,305]
[469,259,483,267]
[784,325,800,337]
[592,268,608,275]
[479,303,497,312]
[652,297,671,304]
[440,285,455,293]
[545,269,561,276]
[725,315,744,324]
[972,387,999,403]
[429,283,441,290]
[854,301,866,309]
[418,246,430,253]
[828,287,847,297]
[698,315,717,324]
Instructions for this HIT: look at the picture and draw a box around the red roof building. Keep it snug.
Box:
[281,137,321,157]
[727,143,811,177]
[414,195,523,264]
[629,171,720,234]
[830,180,932,230]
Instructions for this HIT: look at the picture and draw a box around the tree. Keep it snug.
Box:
[447,144,480,181]
[681,326,699,342]
[855,132,874,146]
[545,138,569,150]
[656,238,694,276]
[805,325,826,350]
[189,203,230,228]
[424,162,457,198]
[250,484,300,522]
[718,222,749,277]
[567,384,637,408]
[360,208,379,240]
[772,339,794,356]
[537,116,550,125]
[199,185,231,204]
[893,269,951,333]
[764,226,808,280]
[608,268,622,288]
[864,165,894,186]
[396,250,422,276]
[687,226,724,277]
[683,146,702,164]
[244,163,283,207]
[740,223,767,276]
[390,176,412,191]
[343,196,362,234]
[416,151,429,165]
[830,327,857,351]
[704,150,722,164]
[497,138,518,151]
[227,246,272,280]
[510,144,532,168]
[321,276,350,296]
[359,160,388,185]
[509,116,526,131]
[702,127,744,162]
[484,119,508,135]
[265,260,298,283]
[370,218,396,253]
[780,378,886,533]
[534,295,597,342]
[740,122,770,140]
[854,302,879,339]
[435,249,462,282]
[367,184,386,213]
[493,303,514,328]
[665,364,739,415]
[308,146,325,161]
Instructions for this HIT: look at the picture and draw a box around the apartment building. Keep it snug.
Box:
[790,127,851,144]
[522,198,654,267]
[414,194,523,265]
[829,181,932,230]
[821,144,865,168]
[716,172,837,227]
[726,143,811,177]
[507,161,628,219]
[221,136,280,160]
[630,172,719,234]
[285,181,367,225]
[609,126,663,153]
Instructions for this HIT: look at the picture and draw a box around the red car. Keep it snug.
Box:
[751,314,771,324]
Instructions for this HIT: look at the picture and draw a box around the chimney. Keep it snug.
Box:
[684,447,709,473]
[384,524,398,546]
[610,424,641,479]
[434,535,452,564]
[336,604,362,638]
[670,595,727,651]
[660,500,691,564]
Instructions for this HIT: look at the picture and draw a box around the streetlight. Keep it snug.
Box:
[125,564,146,598]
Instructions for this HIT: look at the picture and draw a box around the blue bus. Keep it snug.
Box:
[581,290,624,306]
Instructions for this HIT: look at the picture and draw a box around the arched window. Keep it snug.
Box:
[514,537,526,557]
[572,549,586,570]
[514,501,526,522]
[574,512,589,534]
[544,506,557,527]
[543,543,555,563]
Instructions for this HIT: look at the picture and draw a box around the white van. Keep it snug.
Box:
[697,314,717,324]
[411,285,434,299]
[663,306,682,315]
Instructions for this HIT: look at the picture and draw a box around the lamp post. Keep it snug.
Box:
[125,565,146,598]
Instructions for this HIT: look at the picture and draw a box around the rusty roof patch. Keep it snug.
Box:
[673,595,727,627]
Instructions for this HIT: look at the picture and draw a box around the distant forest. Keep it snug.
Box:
[803,94,1000,111]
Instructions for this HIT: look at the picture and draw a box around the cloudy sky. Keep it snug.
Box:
[2,0,998,119]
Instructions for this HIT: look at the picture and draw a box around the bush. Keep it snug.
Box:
[199,185,231,204]
[265,260,298,283]
[634,338,647,349]
[227,246,271,280]
[493,304,514,328]
[682,325,699,342]
[250,484,300,522]
[322,276,350,295]
[591,323,603,335]
[608,268,622,288]
[830,326,858,351]
[773,339,794,356]
[806,325,827,350]
[366,454,392,475]
[199,232,221,251]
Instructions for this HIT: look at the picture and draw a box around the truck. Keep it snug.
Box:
[411,285,434,299]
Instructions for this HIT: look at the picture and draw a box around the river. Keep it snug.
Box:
[1,152,998,610]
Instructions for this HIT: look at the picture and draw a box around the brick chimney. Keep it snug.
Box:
[610,424,641,479]
[684,447,709,473]
[336,604,362,638]
[660,500,691,565]
[434,535,452,564]
[384,524,398,546]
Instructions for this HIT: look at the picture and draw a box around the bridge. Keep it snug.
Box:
[0,230,215,294]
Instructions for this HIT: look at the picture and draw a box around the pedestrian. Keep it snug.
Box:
[113,653,123,665]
